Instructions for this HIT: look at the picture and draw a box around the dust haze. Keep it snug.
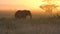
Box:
[0,10,60,34]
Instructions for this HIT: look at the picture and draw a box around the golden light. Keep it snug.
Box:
[21,0,45,9]
[0,0,60,11]
[26,0,60,9]
[0,0,60,17]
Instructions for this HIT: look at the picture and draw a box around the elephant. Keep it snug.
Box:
[15,10,32,19]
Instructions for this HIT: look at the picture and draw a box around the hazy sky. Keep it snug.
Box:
[0,0,60,10]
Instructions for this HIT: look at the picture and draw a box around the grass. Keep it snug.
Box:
[0,16,60,24]
[0,16,60,34]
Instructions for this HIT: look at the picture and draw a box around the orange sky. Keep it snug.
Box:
[0,0,60,10]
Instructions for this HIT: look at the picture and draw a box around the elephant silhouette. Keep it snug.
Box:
[15,10,32,19]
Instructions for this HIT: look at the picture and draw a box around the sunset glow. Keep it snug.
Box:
[0,0,60,11]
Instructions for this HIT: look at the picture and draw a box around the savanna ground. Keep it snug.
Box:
[0,11,60,34]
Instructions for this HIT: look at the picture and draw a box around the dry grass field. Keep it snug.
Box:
[0,10,60,34]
